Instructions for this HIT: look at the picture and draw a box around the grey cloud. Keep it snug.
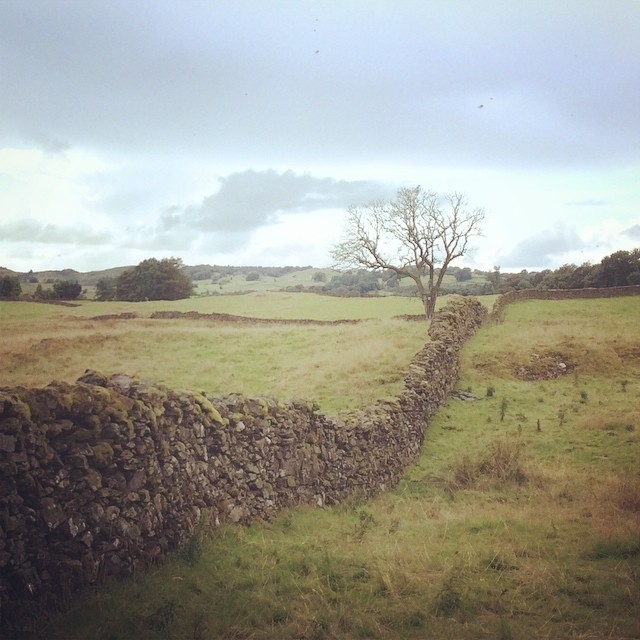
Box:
[624,224,640,239]
[21,129,71,154]
[183,170,394,234]
[0,219,109,245]
[1,2,638,168]
[131,231,197,252]
[498,225,586,269]
[119,218,197,252]
[84,162,203,219]
[159,207,183,230]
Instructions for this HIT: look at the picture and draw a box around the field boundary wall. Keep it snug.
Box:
[1,297,486,635]
[490,284,640,321]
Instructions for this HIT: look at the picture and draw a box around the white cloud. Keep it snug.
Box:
[0,219,109,245]
[496,225,585,270]
[0,147,112,224]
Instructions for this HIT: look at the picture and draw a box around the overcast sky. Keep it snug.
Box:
[1,0,639,273]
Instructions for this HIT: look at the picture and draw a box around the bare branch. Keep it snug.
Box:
[331,185,484,317]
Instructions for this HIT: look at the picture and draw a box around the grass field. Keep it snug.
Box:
[192,268,340,295]
[190,268,487,297]
[0,292,455,414]
[6,294,639,639]
[19,266,489,300]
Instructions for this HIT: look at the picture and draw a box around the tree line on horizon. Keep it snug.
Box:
[311,248,640,298]
[1,249,639,302]
[490,248,640,292]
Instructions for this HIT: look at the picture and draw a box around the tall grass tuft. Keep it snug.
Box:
[604,474,640,512]
[433,574,464,617]
[444,436,530,490]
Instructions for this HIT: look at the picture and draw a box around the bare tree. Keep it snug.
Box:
[331,186,484,318]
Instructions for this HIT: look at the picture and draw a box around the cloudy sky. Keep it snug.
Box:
[1,0,639,274]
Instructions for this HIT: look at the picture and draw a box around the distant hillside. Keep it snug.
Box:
[2,266,133,286]
[0,263,492,300]
[4,264,318,287]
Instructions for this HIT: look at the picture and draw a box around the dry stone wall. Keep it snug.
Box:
[490,285,640,321]
[0,297,486,635]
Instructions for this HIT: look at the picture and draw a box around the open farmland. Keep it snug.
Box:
[4,294,639,639]
[0,292,444,414]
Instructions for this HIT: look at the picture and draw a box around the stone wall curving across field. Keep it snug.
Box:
[0,298,487,634]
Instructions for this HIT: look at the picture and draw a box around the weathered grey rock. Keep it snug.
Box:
[40,498,66,530]
[0,434,17,453]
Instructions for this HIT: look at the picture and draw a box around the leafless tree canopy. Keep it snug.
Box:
[331,186,484,318]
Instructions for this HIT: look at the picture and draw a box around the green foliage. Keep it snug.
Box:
[587,537,640,560]
[455,267,473,282]
[114,257,193,301]
[486,265,501,290]
[95,277,116,301]
[325,269,380,295]
[598,248,640,287]
[52,280,82,299]
[0,275,22,298]
[311,271,326,282]
[33,284,54,300]
[31,280,82,300]
[468,247,640,292]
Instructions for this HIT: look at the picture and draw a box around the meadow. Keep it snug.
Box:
[2,293,639,639]
[189,269,487,297]
[0,292,444,414]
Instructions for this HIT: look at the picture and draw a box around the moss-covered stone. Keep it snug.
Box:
[73,428,95,443]
[85,468,103,491]
[82,414,102,432]
[0,393,32,422]
[91,442,114,467]
[193,393,225,425]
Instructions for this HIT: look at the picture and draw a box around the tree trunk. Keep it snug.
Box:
[421,293,436,319]
[425,290,437,319]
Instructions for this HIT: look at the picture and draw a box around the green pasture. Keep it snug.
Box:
[25,290,439,320]
[192,267,340,295]
[18,264,491,301]
[1,292,452,413]
[162,290,429,320]
[191,267,487,297]
[9,294,640,639]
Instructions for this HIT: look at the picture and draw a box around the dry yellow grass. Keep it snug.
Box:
[0,299,428,413]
